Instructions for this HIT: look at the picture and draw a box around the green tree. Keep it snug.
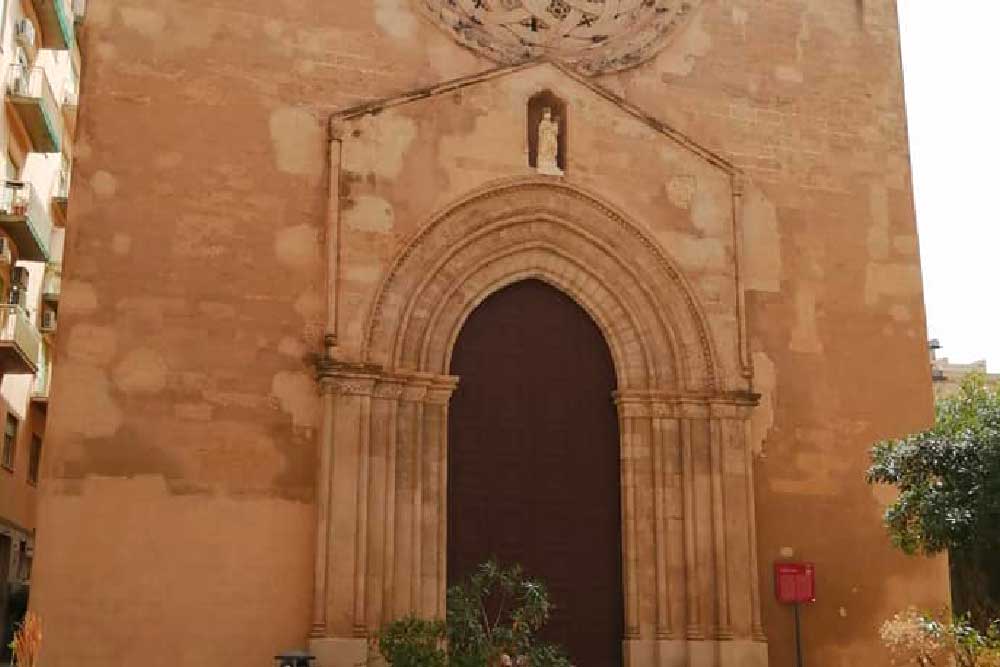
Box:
[375,560,572,667]
[867,374,1000,627]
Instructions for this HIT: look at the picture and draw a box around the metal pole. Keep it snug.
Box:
[794,602,804,667]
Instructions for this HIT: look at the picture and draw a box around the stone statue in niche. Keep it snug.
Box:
[536,108,564,176]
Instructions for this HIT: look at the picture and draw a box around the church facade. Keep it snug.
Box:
[30,2,947,666]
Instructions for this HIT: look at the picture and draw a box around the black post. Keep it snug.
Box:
[275,651,316,667]
[793,602,804,667]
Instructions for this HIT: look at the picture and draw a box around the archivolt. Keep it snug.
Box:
[363,178,719,393]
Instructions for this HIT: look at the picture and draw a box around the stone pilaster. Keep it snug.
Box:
[312,364,457,649]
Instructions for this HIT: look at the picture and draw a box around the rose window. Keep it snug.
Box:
[418,0,701,75]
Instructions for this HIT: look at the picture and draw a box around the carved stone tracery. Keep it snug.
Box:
[419,0,704,75]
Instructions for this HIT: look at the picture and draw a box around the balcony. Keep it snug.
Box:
[0,181,53,261]
[73,0,86,25]
[31,357,49,406]
[0,305,41,375]
[42,263,61,304]
[61,86,78,141]
[31,0,75,49]
[51,167,70,225]
[7,65,62,153]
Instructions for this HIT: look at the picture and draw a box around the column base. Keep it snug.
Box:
[624,639,769,667]
[309,637,370,667]
[718,640,768,667]
[309,637,766,667]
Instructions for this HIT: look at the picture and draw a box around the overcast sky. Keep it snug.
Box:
[898,2,999,372]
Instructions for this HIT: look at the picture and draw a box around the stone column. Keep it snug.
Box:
[425,379,457,619]
[616,395,642,643]
[311,386,336,638]
[651,400,688,667]
[651,401,676,641]
[617,393,667,667]
[709,415,732,640]
[679,401,707,643]
[310,366,380,667]
[393,378,431,619]
[367,378,406,628]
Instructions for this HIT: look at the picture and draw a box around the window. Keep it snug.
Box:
[1,414,16,470]
[17,540,31,582]
[27,434,40,484]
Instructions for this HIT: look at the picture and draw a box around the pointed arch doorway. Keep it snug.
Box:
[447,279,624,667]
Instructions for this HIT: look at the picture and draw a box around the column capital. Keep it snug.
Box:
[612,390,756,420]
[384,371,460,404]
[321,374,379,397]
[373,379,406,400]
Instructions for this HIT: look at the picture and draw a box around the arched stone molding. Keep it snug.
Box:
[364,178,720,394]
[311,180,767,667]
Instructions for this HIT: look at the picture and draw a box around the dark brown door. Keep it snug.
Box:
[448,279,623,667]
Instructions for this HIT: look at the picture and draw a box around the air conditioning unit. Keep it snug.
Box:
[55,170,70,198]
[8,286,25,308]
[15,19,36,50]
[12,266,29,289]
[40,310,56,333]
[7,66,27,97]
[0,239,11,266]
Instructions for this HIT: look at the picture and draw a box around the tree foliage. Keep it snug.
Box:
[376,560,572,667]
[868,374,1000,625]
[881,607,1000,667]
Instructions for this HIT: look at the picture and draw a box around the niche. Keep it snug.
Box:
[527,91,567,173]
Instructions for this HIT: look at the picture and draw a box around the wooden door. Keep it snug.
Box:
[448,279,623,667]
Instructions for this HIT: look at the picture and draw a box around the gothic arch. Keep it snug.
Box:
[312,179,766,665]
[363,178,720,394]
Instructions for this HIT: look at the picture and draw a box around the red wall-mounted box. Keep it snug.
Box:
[774,562,816,604]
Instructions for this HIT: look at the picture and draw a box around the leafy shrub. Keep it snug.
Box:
[868,374,1000,626]
[375,560,572,667]
[377,616,447,667]
[881,608,1000,667]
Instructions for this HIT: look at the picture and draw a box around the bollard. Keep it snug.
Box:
[274,650,316,667]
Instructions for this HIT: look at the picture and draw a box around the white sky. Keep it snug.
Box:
[898,2,1000,372]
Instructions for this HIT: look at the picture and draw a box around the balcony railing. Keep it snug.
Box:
[7,65,62,153]
[73,0,86,24]
[51,166,71,224]
[32,356,50,402]
[31,0,75,49]
[61,85,78,140]
[0,305,41,375]
[42,264,61,302]
[0,180,53,261]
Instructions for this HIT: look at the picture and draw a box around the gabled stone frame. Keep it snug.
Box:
[310,63,767,667]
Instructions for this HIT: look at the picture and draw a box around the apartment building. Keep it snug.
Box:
[929,340,1000,398]
[0,0,82,656]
